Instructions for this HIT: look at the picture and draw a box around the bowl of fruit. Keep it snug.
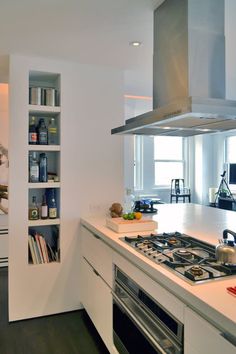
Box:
[122,212,142,220]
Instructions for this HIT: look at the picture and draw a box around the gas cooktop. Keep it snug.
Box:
[121,232,236,284]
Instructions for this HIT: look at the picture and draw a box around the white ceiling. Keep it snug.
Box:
[0,0,163,94]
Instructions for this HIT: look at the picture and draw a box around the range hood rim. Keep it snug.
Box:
[111,96,236,136]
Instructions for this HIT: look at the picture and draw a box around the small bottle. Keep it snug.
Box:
[48,118,58,145]
[29,196,39,220]
[39,153,48,182]
[48,189,57,219]
[37,118,48,145]
[41,194,48,219]
[29,152,39,182]
[29,116,38,144]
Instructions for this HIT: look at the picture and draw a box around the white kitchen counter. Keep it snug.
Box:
[81,203,236,339]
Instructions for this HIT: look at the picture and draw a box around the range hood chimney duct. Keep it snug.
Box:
[112,0,236,137]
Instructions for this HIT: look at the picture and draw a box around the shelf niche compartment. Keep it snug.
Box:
[28,225,60,265]
[29,71,61,107]
[28,187,60,220]
[28,112,60,146]
[28,150,60,183]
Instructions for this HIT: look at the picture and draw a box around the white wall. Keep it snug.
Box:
[225,0,236,100]
[8,55,123,321]
[194,0,236,205]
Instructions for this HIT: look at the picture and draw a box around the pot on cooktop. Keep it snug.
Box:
[216,229,236,265]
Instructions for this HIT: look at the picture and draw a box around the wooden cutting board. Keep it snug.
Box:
[106,217,158,233]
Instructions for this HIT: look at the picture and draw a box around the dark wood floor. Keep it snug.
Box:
[0,267,110,354]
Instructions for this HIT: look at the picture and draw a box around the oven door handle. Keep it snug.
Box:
[112,290,169,354]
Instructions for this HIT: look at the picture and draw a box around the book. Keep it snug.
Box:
[32,236,41,264]
[28,235,37,264]
[35,233,44,263]
[46,243,57,262]
[38,234,49,263]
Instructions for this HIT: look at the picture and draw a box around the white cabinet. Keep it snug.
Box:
[80,226,118,354]
[81,226,112,286]
[81,257,114,352]
[184,307,236,354]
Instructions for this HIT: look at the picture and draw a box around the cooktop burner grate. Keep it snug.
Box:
[121,232,236,284]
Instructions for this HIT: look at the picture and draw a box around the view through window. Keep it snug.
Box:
[154,137,184,186]
[134,136,185,192]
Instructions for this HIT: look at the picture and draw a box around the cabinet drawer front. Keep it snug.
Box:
[184,307,236,354]
[81,257,113,351]
[113,252,185,323]
[81,226,112,286]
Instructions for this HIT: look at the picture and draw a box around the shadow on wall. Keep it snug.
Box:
[0,84,9,214]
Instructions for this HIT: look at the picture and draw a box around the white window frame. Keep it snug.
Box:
[224,135,236,191]
[134,135,143,190]
[154,136,185,188]
[134,135,188,194]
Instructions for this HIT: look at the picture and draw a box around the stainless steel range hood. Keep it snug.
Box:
[112,0,236,137]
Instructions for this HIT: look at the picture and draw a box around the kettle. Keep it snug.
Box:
[215,229,236,265]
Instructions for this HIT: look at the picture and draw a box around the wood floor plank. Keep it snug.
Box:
[0,268,110,354]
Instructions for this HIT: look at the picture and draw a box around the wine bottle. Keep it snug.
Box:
[48,118,57,145]
[39,153,48,182]
[29,116,38,144]
[41,194,48,219]
[48,189,57,219]
[37,118,48,145]
[29,152,39,182]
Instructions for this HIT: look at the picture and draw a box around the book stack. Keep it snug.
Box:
[28,232,58,264]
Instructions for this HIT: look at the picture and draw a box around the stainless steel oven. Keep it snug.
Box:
[113,267,183,354]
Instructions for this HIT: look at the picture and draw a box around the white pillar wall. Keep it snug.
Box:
[8,54,124,321]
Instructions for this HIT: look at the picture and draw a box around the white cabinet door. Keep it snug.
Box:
[184,307,236,354]
[81,226,112,286]
[80,256,118,354]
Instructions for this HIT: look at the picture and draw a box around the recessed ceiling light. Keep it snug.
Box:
[129,41,142,47]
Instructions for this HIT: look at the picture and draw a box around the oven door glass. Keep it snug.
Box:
[113,301,162,354]
[113,292,182,354]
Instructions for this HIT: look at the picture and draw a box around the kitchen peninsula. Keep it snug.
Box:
[80,203,236,354]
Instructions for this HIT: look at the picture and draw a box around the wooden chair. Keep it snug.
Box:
[170,179,191,203]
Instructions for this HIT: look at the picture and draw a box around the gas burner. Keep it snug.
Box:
[168,237,179,245]
[189,266,204,276]
[173,249,193,260]
[167,237,183,248]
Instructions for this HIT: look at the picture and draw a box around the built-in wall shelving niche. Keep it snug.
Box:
[28,225,60,265]
[28,70,61,267]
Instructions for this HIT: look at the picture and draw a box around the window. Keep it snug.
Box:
[226,136,236,163]
[225,135,236,187]
[134,135,143,190]
[134,135,186,192]
[154,137,184,186]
